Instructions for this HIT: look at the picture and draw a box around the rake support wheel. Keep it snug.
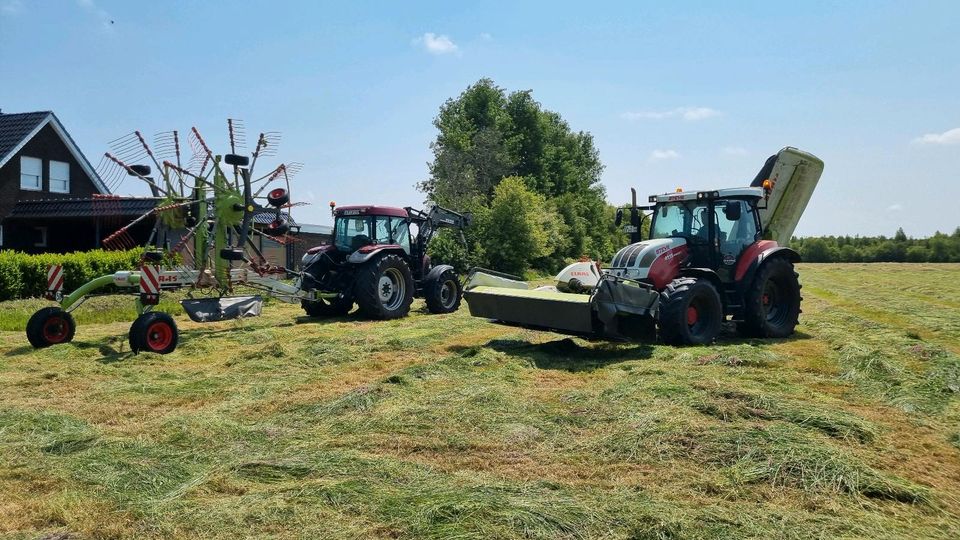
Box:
[129,311,179,354]
[26,307,76,348]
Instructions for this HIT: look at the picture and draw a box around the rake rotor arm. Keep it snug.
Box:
[105,153,174,197]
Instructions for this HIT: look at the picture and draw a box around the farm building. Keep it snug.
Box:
[0,110,330,267]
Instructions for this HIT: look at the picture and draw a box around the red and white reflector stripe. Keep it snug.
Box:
[45,265,64,299]
[140,265,160,294]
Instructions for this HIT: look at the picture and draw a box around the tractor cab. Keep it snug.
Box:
[331,205,412,254]
[646,188,764,281]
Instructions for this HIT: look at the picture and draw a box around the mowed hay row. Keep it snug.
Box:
[0,264,959,539]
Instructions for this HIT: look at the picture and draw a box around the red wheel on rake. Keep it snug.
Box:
[266,217,290,236]
[267,188,289,207]
[26,307,76,348]
[129,312,179,354]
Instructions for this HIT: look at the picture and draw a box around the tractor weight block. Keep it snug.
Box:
[180,296,263,323]
[224,154,250,167]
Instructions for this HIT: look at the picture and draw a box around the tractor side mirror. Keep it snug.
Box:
[723,201,742,221]
[615,208,623,226]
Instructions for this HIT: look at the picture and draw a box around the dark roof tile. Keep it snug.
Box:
[0,111,51,163]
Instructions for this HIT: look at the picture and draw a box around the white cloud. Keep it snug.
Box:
[622,107,720,122]
[1,0,23,15]
[913,127,960,145]
[887,203,903,211]
[413,32,459,55]
[649,149,681,161]
[722,146,748,156]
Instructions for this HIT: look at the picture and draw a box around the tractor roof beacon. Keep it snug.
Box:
[297,203,471,319]
[463,147,824,345]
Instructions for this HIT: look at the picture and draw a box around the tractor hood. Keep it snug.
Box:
[607,237,689,289]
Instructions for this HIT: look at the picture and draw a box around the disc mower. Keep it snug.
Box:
[463,147,824,345]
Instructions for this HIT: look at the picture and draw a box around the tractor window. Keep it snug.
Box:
[335,216,372,251]
[391,217,411,254]
[649,202,710,244]
[374,216,392,244]
[716,200,758,262]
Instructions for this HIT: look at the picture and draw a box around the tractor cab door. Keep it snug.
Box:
[713,199,759,281]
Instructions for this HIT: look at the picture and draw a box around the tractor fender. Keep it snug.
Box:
[424,264,456,284]
[680,268,724,293]
[346,244,405,265]
[736,244,800,292]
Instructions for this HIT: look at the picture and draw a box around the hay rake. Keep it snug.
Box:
[26,120,325,355]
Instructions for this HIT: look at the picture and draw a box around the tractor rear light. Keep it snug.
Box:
[762,179,774,190]
[648,195,657,203]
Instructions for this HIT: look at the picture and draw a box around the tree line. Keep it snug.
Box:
[792,228,960,263]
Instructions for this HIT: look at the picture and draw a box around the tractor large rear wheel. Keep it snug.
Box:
[354,254,414,319]
[738,257,801,338]
[658,278,723,345]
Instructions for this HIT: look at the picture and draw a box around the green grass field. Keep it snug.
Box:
[1,263,959,539]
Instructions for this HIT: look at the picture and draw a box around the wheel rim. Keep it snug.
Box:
[146,321,173,351]
[686,295,712,337]
[378,268,405,310]
[269,188,285,199]
[440,280,457,308]
[762,279,789,326]
[42,316,69,344]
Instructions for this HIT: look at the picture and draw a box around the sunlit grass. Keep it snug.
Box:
[0,263,958,538]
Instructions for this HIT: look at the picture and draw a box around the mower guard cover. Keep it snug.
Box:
[180,295,263,323]
[754,147,825,245]
[463,270,659,338]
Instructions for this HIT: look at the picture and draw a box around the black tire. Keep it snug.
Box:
[301,294,353,317]
[353,254,414,319]
[738,257,801,338]
[267,188,290,207]
[657,277,723,345]
[26,307,76,348]
[224,153,250,167]
[424,269,462,314]
[129,311,179,354]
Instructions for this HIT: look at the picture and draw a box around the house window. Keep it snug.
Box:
[20,156,42,190]
[35,227,48,248]
[50,160,70,193]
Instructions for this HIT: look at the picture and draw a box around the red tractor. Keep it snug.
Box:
[297,203,471,319]
[463,147,824,345]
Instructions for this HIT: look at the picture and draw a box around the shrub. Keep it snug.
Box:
[0,249,147,301]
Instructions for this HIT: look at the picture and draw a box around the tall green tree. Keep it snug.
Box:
[418,79,617,271]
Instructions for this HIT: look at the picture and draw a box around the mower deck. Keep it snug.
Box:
[464,286,595,334]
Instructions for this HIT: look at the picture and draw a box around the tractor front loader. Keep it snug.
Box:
[463,147,824,345]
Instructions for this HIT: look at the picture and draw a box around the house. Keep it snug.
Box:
[0,110,115,251]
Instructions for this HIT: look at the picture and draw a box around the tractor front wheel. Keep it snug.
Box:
[738,257,801,338]
[354,254,414,319]
[26,307,76,348]
[302,294,353,317]
[424,269,462,314]
[129,312,179,354]
[658,278,723,345]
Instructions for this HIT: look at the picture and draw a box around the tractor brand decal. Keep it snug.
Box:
[341,209,362,215]
[723,254,736,266]
[570,270,592,277]
[655,245,670,255]
[667,195,684,201]
[45,265,64,300]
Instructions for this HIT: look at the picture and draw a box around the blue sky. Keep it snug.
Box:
[1,0,957,236]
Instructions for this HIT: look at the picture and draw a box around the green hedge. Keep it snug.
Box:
[0,249,149,302]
